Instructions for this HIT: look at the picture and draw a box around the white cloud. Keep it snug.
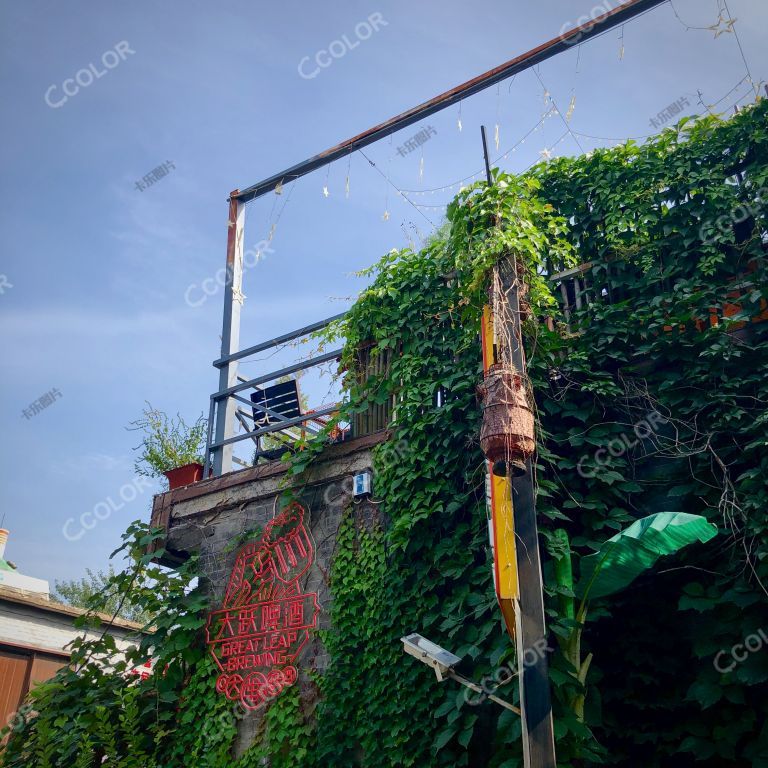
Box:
[50,452,133,477]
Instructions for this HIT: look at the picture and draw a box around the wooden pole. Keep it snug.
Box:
[480,129,556,767]
[499,259,557,768]
[480,128,519,640]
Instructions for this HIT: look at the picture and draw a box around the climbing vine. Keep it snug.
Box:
[3,100,766,767]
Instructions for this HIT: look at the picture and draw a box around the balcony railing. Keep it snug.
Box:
[203,313,347,478]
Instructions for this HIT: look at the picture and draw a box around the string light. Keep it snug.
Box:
[672,0,754,101]
[706,0,737,38]
[669,0,723,31]
[565,44,581,124]
[722,0,758,97]
[570,76,753,143]
[267,16,763,234]
[345,155,351,199]
[248,174,296,248]
[421,73,751,208]
[398,106,556,197]
[534,69,585,153]
[566,95,576,122]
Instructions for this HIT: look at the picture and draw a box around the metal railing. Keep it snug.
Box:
[203,313,347,478]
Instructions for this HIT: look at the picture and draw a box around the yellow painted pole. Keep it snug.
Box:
[481,306,518,639]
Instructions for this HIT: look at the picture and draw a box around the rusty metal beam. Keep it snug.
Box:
[233,0,668,204]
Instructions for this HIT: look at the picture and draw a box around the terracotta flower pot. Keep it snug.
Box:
[163,462,204,490]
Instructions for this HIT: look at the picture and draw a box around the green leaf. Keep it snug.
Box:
[576,513,718,599]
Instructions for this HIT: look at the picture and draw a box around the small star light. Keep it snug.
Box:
[275,180,284,195]
[707,13,736,37]
[322,165,330,198]
[382,209,390,221]
[539,147,553,161]
[566,94,576,122]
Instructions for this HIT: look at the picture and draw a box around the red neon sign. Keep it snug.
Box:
[206,502,320,710]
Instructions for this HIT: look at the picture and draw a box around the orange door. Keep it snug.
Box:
[0,649,29,732]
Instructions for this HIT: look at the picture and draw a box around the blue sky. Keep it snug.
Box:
[0,0,765,585]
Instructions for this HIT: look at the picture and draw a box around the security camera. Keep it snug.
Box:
[401,633,462,682]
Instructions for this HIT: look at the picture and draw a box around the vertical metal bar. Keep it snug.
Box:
[212,192,246,476]
[203,396,216,479]
[481,125,493,184]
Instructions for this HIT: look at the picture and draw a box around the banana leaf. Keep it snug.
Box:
[576,512,718,600]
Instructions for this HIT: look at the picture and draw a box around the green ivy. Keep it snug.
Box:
[4,100,766,768]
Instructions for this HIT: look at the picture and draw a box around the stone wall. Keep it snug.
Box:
[149,433,386,755]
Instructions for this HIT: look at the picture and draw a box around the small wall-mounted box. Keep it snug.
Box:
[353,471,372,497]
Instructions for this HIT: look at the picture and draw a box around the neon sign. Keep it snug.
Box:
[206,502,320,710]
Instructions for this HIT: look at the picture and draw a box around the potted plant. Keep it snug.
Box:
[129,403,207,490]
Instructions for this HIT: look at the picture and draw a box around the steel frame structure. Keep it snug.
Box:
[207,0,669,482]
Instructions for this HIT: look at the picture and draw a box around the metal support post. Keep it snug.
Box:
[212,192,245,476]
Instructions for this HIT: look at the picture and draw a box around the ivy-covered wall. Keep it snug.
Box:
[2,100,766,768]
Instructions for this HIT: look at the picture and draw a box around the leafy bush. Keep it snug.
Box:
[129,402,206,478]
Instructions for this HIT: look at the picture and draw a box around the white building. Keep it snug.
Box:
[0,528,146,730]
